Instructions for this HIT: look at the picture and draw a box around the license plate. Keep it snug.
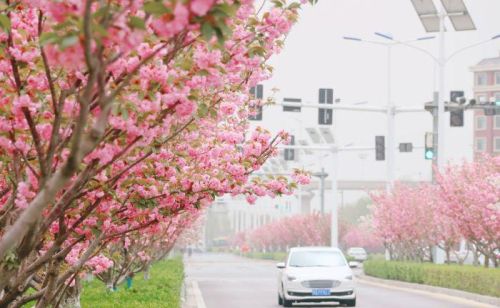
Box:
[312,289,330,296]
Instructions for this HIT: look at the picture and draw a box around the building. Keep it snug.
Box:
[470,53,500,158]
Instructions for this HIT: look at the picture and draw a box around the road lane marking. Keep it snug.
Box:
[356,277,496,308]
[192,280,207,308]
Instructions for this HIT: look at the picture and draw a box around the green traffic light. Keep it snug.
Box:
[425,150,434,160]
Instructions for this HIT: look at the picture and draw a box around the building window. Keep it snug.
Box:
[495,92,500,103]
[496,72,500,85]
[476,72,488,86]
[475,138,486,152]
[495,137,500,152]
[475,116,487,130]
[477,94,487,104]
[495,115,500,129]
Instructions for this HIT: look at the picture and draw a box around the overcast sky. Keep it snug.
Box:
[258,0,500,202]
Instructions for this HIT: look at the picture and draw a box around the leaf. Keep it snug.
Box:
[209,108,218,119]
[128,16,146,30]
[143,2,171,16]
[121,108,129,120]
[0,14,11,32]
[214,27,225,45]
[60,35,78,50]
[197,69,209,76]
[288,2,301,9]
[214,3,238,17]
[201,22,214,41]
[197,103,208,117]
[248,45,266,58]
[39,32,59,46]
[271,0,284,8]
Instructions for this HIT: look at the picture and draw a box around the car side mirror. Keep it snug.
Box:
[348,261,358,268]
[276,262,286,269]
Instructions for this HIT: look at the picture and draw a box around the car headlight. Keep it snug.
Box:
[345,275,353,280]
[287,275,297,281]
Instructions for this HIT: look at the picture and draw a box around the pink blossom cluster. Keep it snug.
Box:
[242,213,331,251]
[340,221,384,253]
[371,155,499,264]
[87,255,114,275]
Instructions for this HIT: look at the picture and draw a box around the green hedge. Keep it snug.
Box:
[364,260,500,297]
[242,251,288,261]
[80,257,183,308]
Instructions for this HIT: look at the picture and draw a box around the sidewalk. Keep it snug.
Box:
[355,272,500,307]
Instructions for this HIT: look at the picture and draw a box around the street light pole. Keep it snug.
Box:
[386,45,396,191]
[437,9,446,170]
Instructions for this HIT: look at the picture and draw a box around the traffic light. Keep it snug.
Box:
[283,98,301,112]
[284,135,295,161]
[450,108,464,127]
[425,132,434,160]
[318,88,333,125]
[484,97,500,116]
[399,143,413,152]
[449,91,464,127]
[249,84,263,121]
[375,136,385,161]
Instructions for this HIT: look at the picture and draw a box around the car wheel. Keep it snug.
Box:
[278,293,283,305]
[283,298,293,307]
[343,298,356,307]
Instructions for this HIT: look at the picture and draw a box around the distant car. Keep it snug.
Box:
[347,247,367,262]
[277,247,356,307]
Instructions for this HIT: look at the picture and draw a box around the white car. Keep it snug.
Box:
[347,247,367,262]
[277,247,356,307]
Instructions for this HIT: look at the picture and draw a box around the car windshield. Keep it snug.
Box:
[288,251,346,267]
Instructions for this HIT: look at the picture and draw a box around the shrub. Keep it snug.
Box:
[364,260,500,297]
[243,252,288,261]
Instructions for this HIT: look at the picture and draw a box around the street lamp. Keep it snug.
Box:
[342,34,435,192]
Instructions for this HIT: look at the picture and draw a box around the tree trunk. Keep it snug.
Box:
[484,255,489,268]
[59,278,82,308]
[472,246,480,266]
[143,264,151,281]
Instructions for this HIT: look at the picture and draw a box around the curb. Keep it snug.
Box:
[355,273,500,307]
[182,258,207,308]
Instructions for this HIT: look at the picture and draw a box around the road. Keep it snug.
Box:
[184,253,489,308]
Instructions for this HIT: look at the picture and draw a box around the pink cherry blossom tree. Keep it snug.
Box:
[0,0,313,306]
[371,183,440,262]
[341,219,383,253]
[436,155,500,267]
[243,212,331,252]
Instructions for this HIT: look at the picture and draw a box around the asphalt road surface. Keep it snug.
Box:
[184,252,488,308]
